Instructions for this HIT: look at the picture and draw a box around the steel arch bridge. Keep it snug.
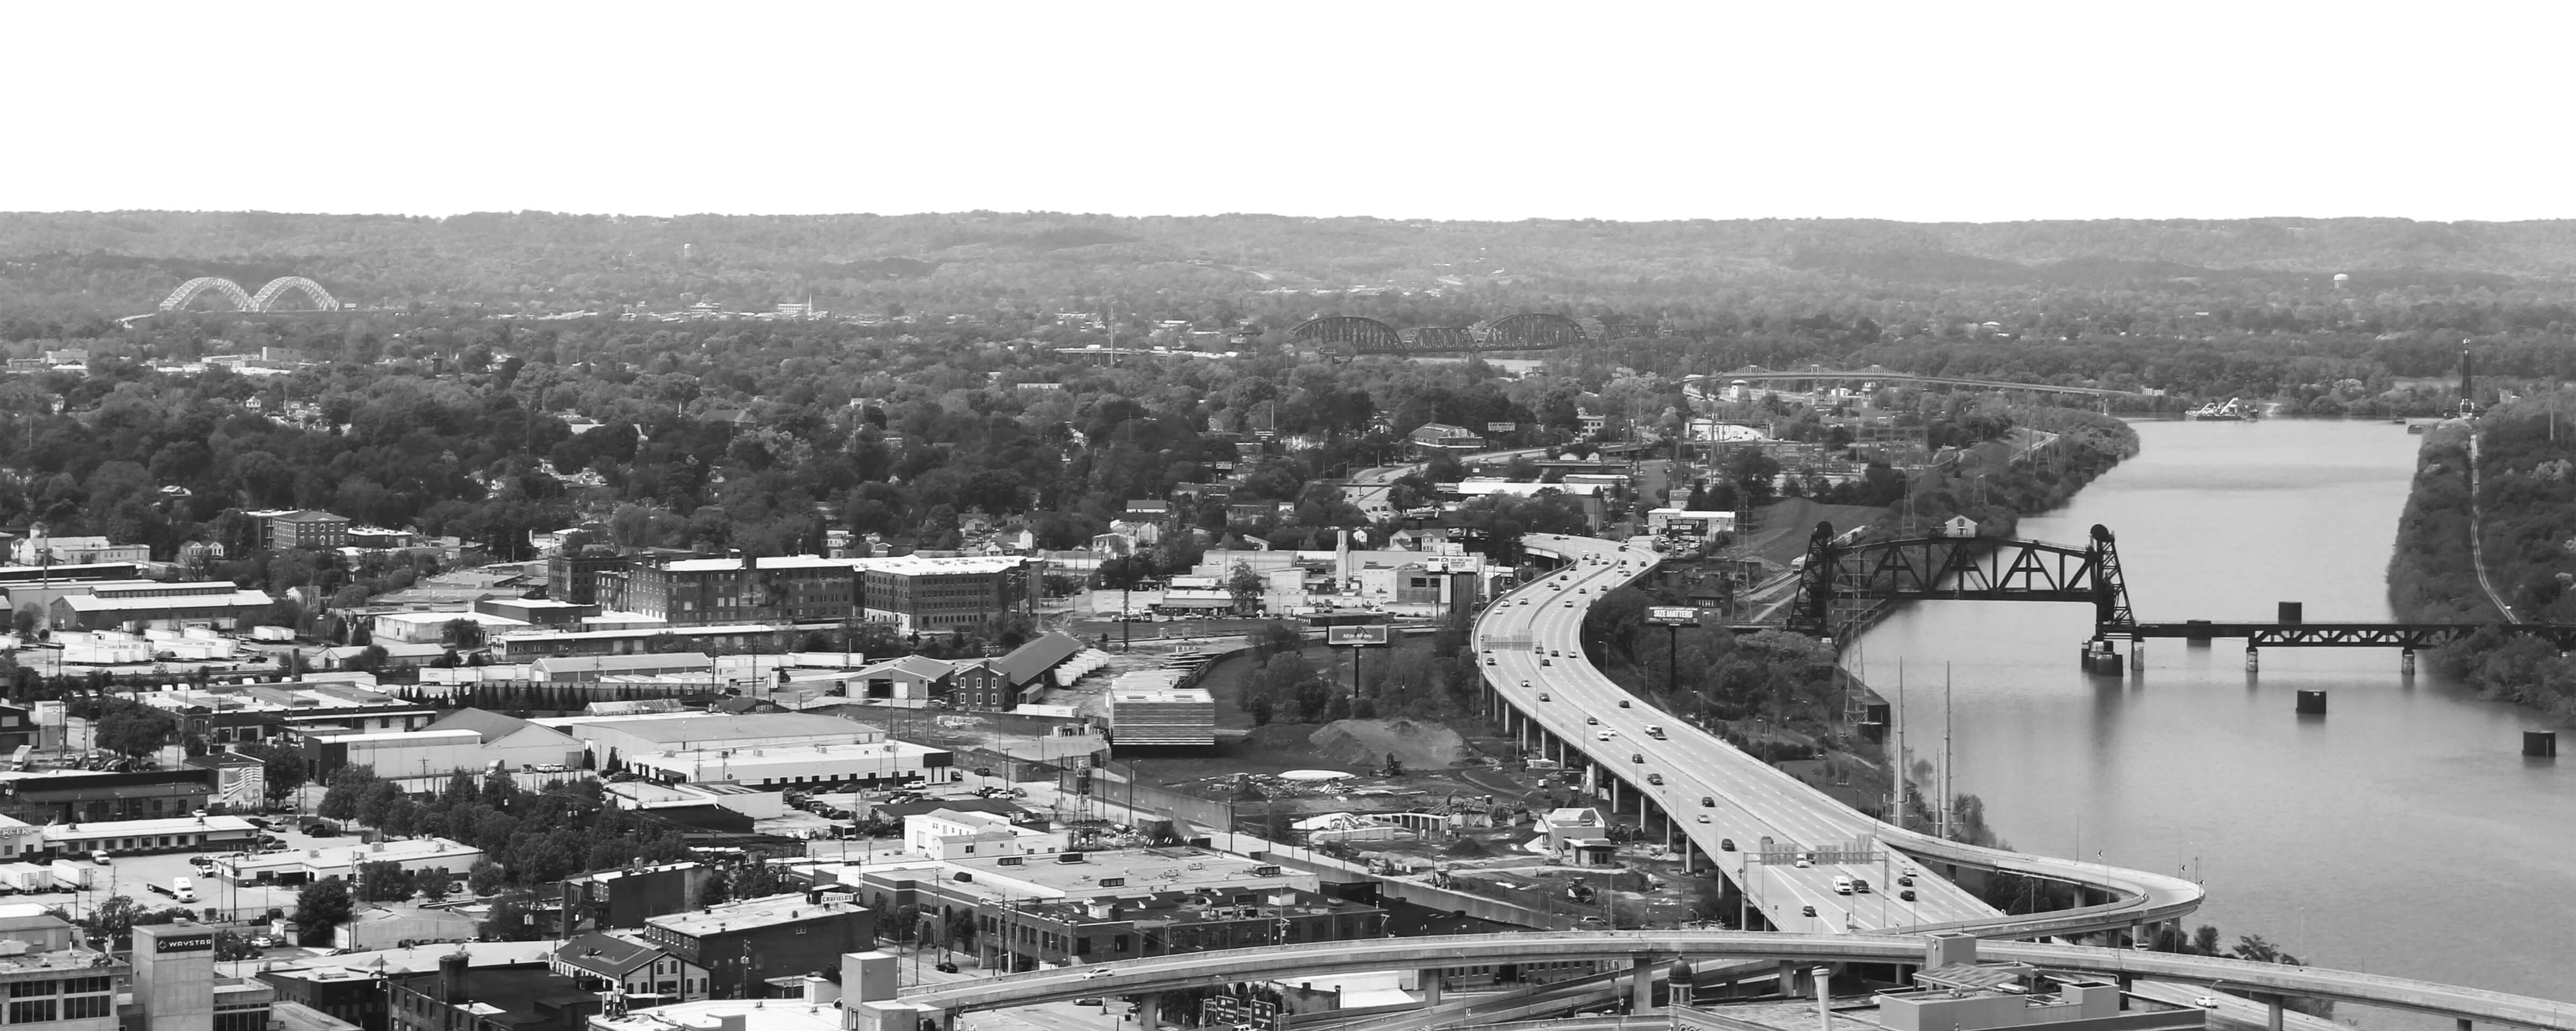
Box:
[1786,521,2134,638]
[158,275,340,313]
[1287,315,1403,351]
[1486,311,1592,348]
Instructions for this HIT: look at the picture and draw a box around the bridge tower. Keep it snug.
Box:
[2085,524,2140,673]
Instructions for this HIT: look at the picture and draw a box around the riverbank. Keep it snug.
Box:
[2388,404,2576,718]
[1869,404,2141,539]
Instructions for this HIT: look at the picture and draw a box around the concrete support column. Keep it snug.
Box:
[1137,993,1161,1031]
[2115,974,2132,1010]
[2404,648,2419,674]
[2130,640,2144,670]
[2267,999,2283,1031]
[1775,961,1797,997]
[1420,969,1444,1006]
[1631,955,1655,1012]
[938,1011,958,1031]
[2245,646,2260,673]
[2457,1020,2472,1031]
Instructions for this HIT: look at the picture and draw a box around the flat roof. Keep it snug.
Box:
[627,740,942,771]
[498,623,780,643]
[646,893,863,936]
[571,713,874,745]
[222,837,480,872]
[590,998,840,1031]
[1111,688,1214,703]
[267,940,556,978]
[927,848,1306,898]
[48,815,256,838]
[857,555,1027,576]
[533,653,714,672]
[658,556,861,573]
[61,589,274,612]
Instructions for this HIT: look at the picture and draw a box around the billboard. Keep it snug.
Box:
[1645,606,1701,627]
[1485,421,1518,434]
[1326,625,1393,647]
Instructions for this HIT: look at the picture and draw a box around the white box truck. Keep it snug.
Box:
[171,877,197,903]
[47,861,94,891]
[0,863,52,893]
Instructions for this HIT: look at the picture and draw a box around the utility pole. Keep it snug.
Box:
[1941,663,1953,842]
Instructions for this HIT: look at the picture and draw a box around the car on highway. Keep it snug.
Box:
[1800,905,1817,917]
[1900,889,1916,902]
[1522,680,1532,689]
[1597,731,1612,740]
[1083,968,1113,980]
[1793,856,1812,868]
[1646,773,1663,785]
[1617,699,1630,708]
[1519,599,1529,606]
[1695,814,1709,823]
[1853,878,1871,894]
[1700,796,1714,807]
[1540,658,1551,665]
[1538,692,1549,701]
[1075,999,1104,1007]
[1897,875,1914,887]
[1629,753,1643,763]
[1548,649,1559,656]
[1585,716,1598,725]
[1719,838,1735,851]
[1486,657,1496,665]
[2192,997,2221,1009]
[1564,601,1573,608]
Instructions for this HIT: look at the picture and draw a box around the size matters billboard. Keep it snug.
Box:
[1645,606,1702,627]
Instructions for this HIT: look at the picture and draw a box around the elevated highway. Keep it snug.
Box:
[1493,533,2202,940]
[893,932,2576,1030]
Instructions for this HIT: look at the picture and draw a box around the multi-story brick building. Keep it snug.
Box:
[858,556,1034,635]
[624,556,859,627]
[244,510,352,550]
[639,893,873,1000]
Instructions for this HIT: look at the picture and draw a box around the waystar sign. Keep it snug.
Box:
[157,933,215,954]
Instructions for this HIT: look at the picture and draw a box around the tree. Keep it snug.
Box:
[293,877,353,945]
[480,891,543,941]
[93,702,176,758]
[1226,561,1265,614]
[445,618,485,650]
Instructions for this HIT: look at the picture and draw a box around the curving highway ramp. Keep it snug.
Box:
[1487,533,2203,940]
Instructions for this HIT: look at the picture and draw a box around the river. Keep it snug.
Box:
[1849,418,2575,1019]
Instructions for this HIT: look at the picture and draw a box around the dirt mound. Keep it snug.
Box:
[1308,719,1472,769]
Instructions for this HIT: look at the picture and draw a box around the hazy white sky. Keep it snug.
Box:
[13,1,2570,222]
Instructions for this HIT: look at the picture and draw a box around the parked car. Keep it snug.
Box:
[935,962,959,974]
[90,852,110,865]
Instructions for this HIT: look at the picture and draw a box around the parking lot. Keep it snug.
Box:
[16,818,363,927]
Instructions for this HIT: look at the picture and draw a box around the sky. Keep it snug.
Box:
[12,1,2573,223]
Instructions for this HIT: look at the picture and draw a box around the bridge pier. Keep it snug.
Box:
[1137,993,1160,1031]
[2404,648,2418,674]
[1419,968,1444,1006]
[2267,998,2283,1031]
[2245,646,2260,673]
[2131,641,2144,671]
[1632,955,1655,1012]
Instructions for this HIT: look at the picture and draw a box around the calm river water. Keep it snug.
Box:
[1850,418,2575,1018]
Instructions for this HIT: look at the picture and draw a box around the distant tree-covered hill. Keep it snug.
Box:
[7,211,2576,324]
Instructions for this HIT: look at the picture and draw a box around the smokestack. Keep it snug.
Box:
[2462,343,2475,408]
